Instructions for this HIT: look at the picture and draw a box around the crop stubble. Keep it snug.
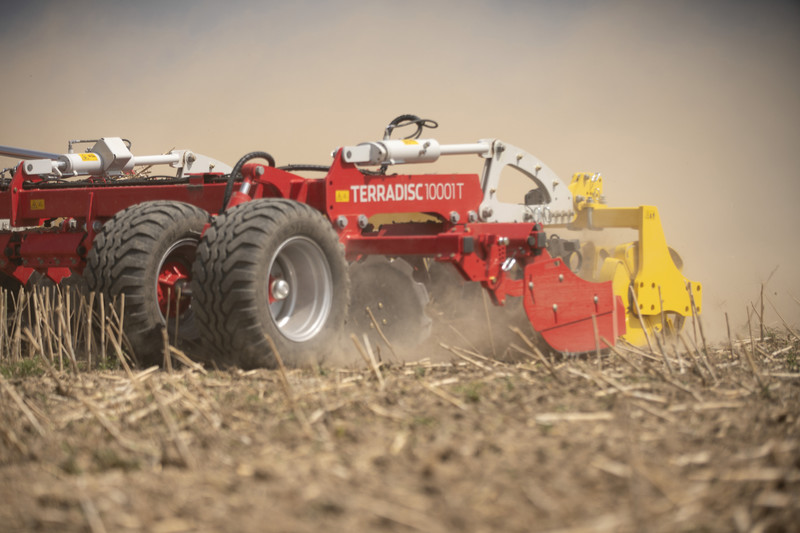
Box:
[0,289,798,532]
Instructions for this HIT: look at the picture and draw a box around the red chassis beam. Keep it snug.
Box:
[1,173,228,226]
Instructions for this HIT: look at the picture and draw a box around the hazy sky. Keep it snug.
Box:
[1,0,798,339]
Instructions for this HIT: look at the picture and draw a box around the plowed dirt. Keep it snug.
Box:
[1,334,798,532]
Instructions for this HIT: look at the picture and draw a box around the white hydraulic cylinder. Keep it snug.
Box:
[342,138,491,166]
[18,137,230,178]
[55,138,183,176]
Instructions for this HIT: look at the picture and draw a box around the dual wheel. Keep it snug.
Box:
[85,199,350,368]
[191,199,350,369]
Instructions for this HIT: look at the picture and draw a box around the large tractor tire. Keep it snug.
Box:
[192,199,350,369]
[84,201,209,367]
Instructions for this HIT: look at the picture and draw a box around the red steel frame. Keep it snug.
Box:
[0,147,625,353]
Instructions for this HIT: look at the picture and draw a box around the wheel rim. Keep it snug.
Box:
[156,238,197,319]
[267,236,333,342]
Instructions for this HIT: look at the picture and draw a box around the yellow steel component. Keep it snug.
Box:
[598,254,646,346]
[567,173,702,346]
[569,172,605,212]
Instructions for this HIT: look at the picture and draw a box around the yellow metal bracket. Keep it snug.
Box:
[567,173,702,346]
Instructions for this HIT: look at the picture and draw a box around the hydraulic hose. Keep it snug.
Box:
[221,151,275,213]
[277,164,330,173]
[378,114,439,175]
[383,114,438,140]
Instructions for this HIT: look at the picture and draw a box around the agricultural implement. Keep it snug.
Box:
[0,116,702,368]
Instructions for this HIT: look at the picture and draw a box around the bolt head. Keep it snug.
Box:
[271,279,290,301]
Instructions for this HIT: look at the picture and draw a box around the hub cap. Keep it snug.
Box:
[268,236,332,342]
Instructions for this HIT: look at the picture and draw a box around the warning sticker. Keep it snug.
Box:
[79,153,99,162]
[335,190,350,202]
[30,199,45,210]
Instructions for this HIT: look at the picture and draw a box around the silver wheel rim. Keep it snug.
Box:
[268,236,333,342]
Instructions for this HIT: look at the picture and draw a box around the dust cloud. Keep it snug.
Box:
[1,0,798,341]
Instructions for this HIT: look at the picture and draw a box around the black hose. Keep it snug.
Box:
[378,115,439,175]
[277,164,330,173]
[383,114,438,140]
[221,151,275,213]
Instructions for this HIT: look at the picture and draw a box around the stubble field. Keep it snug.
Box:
[0,300,798,533]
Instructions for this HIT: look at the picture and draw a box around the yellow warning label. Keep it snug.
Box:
[335,190,350,202]
[402,139,418,145]
[79,153,99,162]
[30,199,45,210]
